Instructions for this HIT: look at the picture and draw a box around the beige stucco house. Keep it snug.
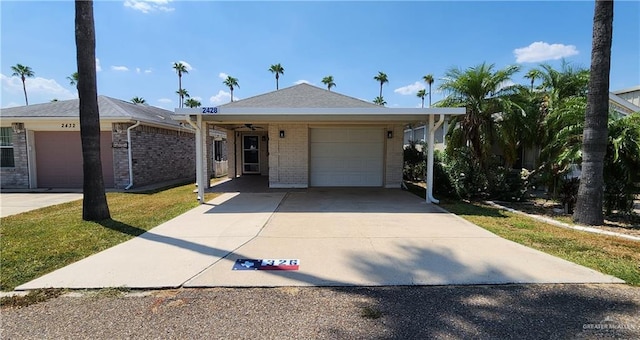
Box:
[172,83,464,203]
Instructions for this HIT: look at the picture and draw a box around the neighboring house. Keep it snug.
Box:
[173,83,464,202]
[0,96,226,190]
[613,85,640,108]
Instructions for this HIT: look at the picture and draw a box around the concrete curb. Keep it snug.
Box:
[485,201,640,242]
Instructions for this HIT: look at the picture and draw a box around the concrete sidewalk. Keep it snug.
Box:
[17,189,623,290]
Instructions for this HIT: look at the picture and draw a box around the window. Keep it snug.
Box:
[214,140,226,161]
[0,127,15,167]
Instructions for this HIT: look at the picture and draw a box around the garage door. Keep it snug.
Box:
[310,128,384,187]
[35,131,115,188]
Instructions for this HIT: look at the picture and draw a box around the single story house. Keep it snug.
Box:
[172,83,464,203]
[0,96,228,190]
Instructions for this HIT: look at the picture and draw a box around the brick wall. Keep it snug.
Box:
[0,124,29,188]
[268,124,309,188]
[385,124,404,188]
[111,123,195,189]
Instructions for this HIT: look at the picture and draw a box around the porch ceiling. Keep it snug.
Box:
[172,107,466,125]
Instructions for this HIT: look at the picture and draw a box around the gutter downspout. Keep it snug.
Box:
[125,121,142,190]
[426,113,445,204]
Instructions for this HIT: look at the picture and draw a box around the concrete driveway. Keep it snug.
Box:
[16,188,623,290]
[0,193,83,218]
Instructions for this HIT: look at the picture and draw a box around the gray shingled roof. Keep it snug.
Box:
[220,83,384,108]
[0,96,179,127]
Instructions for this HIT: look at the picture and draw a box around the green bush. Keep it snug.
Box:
[440,147,526,201]
[403,140,426,181]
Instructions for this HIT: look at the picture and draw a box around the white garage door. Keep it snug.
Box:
[310,128,384,187]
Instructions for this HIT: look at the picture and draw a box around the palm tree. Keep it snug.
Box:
[438,62,521,168]
[173,62,189,108]
[416,89,426,108]
[176,89,190,104]
[535,60,589,114]
[74,0,111,221]
[67,72,79,89]
[269,63,284,90]
[223,75,239,102]
[184,98,202,108]
[374,71,388,98]
[524,69,541,92]
[373,96,386,106]
[321,75,336,91]
[573,0,614,225]
[11,64,34,106]
[423,74,434,107]
[131,96,146,104]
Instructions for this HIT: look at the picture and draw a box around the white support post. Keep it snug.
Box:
[195,114,205,203]
[426,114,446,204]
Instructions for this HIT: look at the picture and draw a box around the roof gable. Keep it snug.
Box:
[220,83,382,109]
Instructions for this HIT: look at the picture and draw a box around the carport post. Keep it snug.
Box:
[426,113,445,204]
[195,114,205,203]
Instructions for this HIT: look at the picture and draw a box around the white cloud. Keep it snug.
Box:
[514,41,579,63]
[124,0,175,14]
[209,90,238,104]
[218,72,228,80]
[136,67,141,74]
[111,65,129,72]
[158,98,173,103]
[294,79,312,85]
[144,69,152,74]
[1,74,75,106]
[394,81,425,95]
[191,96,202,101]
[96,58,102,72]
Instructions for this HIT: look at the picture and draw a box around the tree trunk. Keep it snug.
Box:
[21,77,28,106]
[75,0,111,221]
[178,74,182,108]
[573,0,613,225]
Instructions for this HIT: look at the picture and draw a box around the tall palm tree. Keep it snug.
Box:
[67,72,79,89]
[131,96,146,104]
[373,96,386,106]
[173,62,189,108]
[416,89,426,108]
[422,74,434,107]
[11,64,34,106]
[321,75,336,91]
[176,89,190,105]
[184,98,202,108]
[269,63,284,90]
[374,71,388,98]
[438,62,521,168]
[75,0,110,221]
[573,0,614,225]
[223,75,239,102]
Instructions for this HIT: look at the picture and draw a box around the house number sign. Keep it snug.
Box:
[201,107,218,114]
[60,123,77,128]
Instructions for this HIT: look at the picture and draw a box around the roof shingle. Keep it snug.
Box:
[220,83,383,109]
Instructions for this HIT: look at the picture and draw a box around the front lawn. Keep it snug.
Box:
[0,184,218,291]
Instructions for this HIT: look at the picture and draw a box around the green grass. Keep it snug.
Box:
[0,184,219,291]
[404,182,640,286]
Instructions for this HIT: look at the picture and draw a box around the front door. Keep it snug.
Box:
[242,135,260,174]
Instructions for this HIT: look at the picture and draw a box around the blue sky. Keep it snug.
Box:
[2,0,639,110]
